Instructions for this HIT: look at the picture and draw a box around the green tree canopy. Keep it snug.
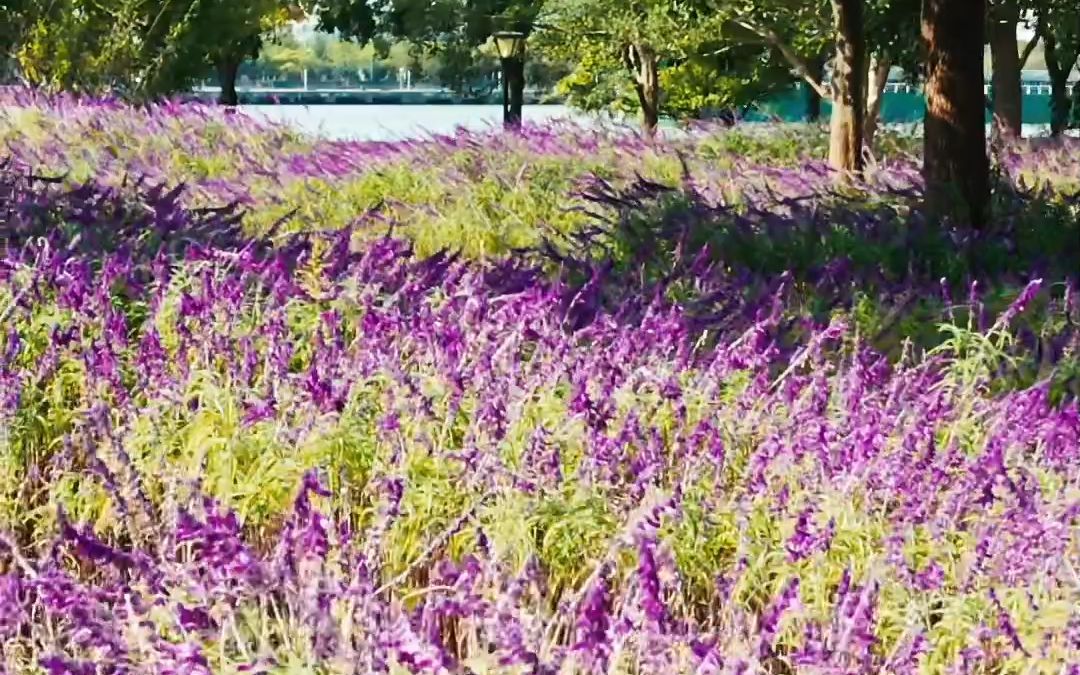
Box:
[310,0,541,49]
[536,0,730,131]
[10,0,293,97]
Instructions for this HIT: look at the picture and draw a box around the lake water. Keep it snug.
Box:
[246,104,1058,142]
[247,104,593,141]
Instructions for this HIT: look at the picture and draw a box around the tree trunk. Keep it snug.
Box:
[1044,31,1071,136]
[1018,25,1042,70]
[922,0,989,229]
[806,55,826,122]
[1044,30,1080,136]
[217,58,240,107]
[1072,82,1080,131]
[828,0,866,173]
[626,43,660,136]
[988,0,1022,139]
[863,54,892,146]
[217,59,240,107]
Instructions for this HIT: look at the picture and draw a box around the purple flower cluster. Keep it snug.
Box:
[0,95,1079,673]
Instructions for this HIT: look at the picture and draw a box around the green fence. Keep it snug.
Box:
[746,86,1058,125]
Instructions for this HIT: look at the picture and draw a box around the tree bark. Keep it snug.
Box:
[863,53,892,146]
[806,54,826,122]
[626,43,660,136]
[734,20,830,100]
[922,0,989,229]
[1044,31,1073,137]
[988,0,1022,139]
[217,58,240,107]
[1073,82,1080,131]
[1018,26,1041,70]
[828,0,866,173]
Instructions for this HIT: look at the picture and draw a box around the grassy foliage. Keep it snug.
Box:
[0,93,1078,673]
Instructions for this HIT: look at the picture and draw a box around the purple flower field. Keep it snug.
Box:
[1,93,1080,673]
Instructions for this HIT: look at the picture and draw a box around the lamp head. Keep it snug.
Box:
[492,31,527,59]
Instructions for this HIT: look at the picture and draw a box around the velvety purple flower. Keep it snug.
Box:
[993,278,1043,330]
[573,564,614,670]
[990,589,1029,656]
[58,512,139,573]
[379,411,401,432]
[786,507,835,562]
[758,577,801,659]
[39,656,98,675]
[177,604,216,633]
[242,395,277,425]
[636,538,668,629]
[0,574,26,637]
[911,560,944,591]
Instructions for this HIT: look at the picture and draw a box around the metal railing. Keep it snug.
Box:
[880,81,1076,96]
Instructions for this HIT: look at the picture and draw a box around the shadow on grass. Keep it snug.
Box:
[528,166,1080,398]
[0,160,264,265]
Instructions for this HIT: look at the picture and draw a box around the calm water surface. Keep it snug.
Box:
[246,104,594,141]
[246,104,1057,142]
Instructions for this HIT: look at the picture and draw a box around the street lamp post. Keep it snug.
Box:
[492,31,526,129]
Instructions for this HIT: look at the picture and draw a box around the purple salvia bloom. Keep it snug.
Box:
[573,563,614,671]
[993,278,1043,331]
[990,589,1029,656]
[758,577,800,659]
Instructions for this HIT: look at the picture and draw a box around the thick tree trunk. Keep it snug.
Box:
[988,0,1022,139]
[806,55,826,122]
[217,58,240,107]
[863,54,892,146]
[1050,73,1072,136]
[1044,31,1080,136]
[922,0,989,229]
[626,44,660,136]
[1044,32,1071,136]
[828,0,866,173]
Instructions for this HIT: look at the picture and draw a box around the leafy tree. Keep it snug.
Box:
[861,0,921,139]
[0,0,34,78]
[538,0,717,134]
[661,44,794,120]
[14,0,114,91]
[261,36,323,76]
[524,57,570,94]
[310,0,542,119]
[716,0,920,171]
[320,38,389,83]
[194,1,299,105]
[988,0,1025,139]
[433,41,499,97]
[1039,0,1080,135]
[987,0,1069,140]
[828,0,866,173]
[9,0,293,100]
[538,14,789,125]
[718,0,865,170]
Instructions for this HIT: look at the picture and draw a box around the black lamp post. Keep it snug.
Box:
[492,31,526,128]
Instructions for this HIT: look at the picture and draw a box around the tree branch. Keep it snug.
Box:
[1019,24,1042,70]
[732,19,831,101]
